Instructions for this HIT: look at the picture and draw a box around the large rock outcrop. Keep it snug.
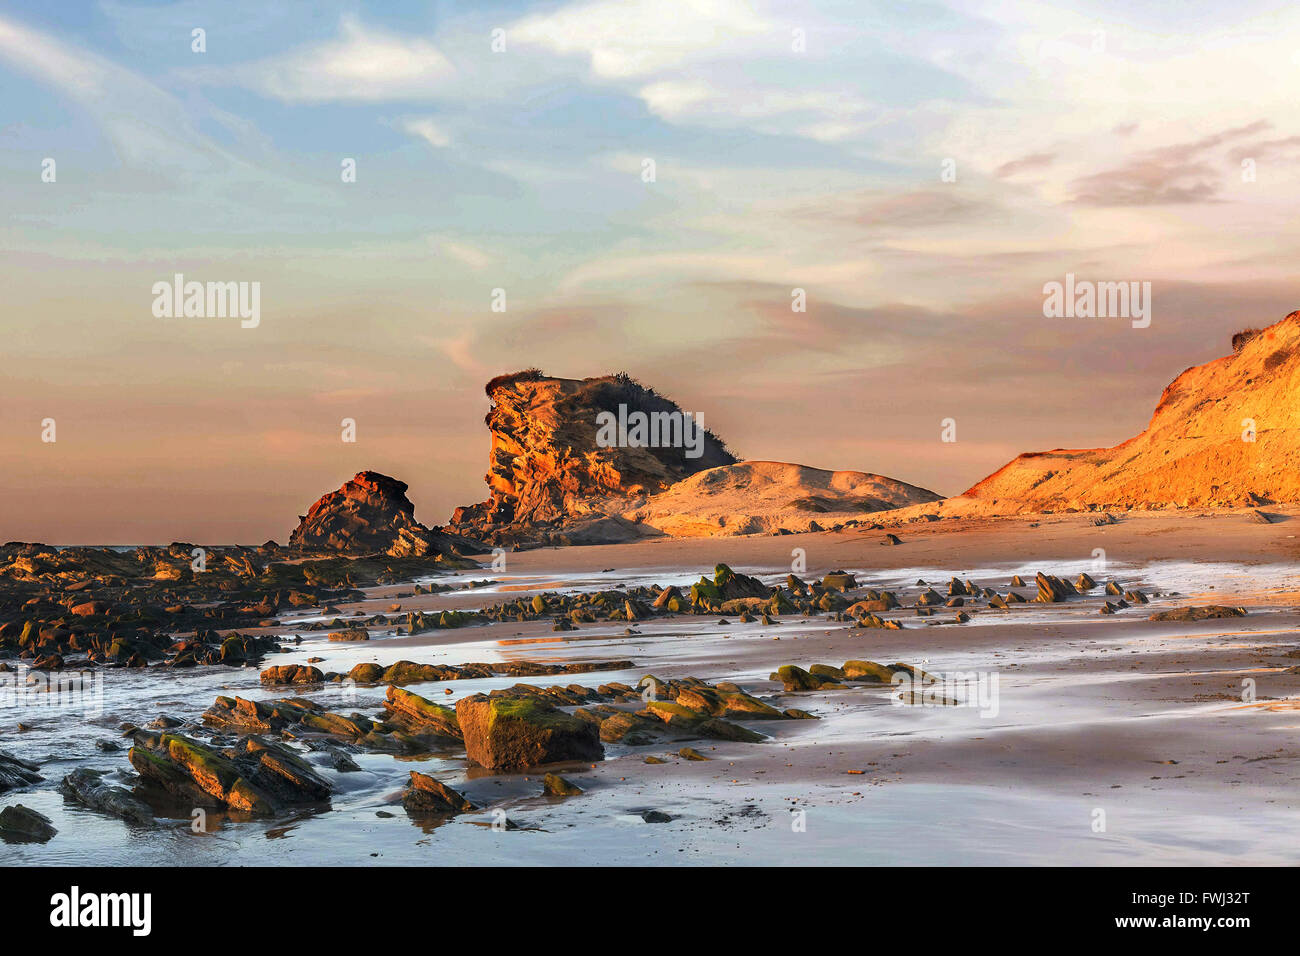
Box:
[963,311,1300,512]
[450,372,736,539]
[290,471,463,557]
[449,371,940,542]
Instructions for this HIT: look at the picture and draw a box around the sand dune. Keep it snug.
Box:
[607,460,942,537]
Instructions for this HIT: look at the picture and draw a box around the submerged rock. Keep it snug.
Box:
[0,749,42,793]
[59,768,153,825]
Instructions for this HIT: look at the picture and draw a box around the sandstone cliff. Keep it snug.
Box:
[962,311,1300,512]
[449,371,736,538]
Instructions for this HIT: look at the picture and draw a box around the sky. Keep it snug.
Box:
[4,0,1300,543]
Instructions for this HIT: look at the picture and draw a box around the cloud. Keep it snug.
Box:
[1069,121,1271,206]
[402,117,452,149]
[0,14,242,176]
[216,16,454,103]
[509,0,772,79]
[995,152,1056,178]
[432,237,492,271]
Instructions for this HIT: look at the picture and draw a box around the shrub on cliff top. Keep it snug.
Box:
[485,368,545,399]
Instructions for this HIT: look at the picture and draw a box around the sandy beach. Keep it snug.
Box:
[5,508,1299,866]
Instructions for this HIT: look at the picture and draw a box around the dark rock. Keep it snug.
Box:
[59,768,153,825]
[0,804,56,843]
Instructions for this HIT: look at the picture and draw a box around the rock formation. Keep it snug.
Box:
[962,311,1300,512]
[290,470,471,557]
[449,371,941,542]
[450,371,736,539]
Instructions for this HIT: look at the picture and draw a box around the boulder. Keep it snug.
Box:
[0,804,56,843]
[401,771,475,813]
[456,694,604,769]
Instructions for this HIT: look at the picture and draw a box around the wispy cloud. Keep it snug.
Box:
[1070,121,1269,206]
[209,16,454,103]
[401,116,452,149]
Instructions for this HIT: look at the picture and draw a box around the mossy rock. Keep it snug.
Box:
[542,772,584,796]
[642,700,703,726]
[776,665,821,692]
[842,660,895,683]
[348,662,385,683]
[456,694,603,769]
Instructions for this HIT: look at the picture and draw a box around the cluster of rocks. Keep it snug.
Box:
[20,657,812,831]
[0,538,488,672]
[259,657,636,688]
[774,660,922,691]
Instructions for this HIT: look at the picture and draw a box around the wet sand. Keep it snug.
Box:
[5,508,1300,865]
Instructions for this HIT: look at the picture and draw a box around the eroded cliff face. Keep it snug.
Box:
[290,471,467,557]
[963,311,1300,511]
[450,372,736,539]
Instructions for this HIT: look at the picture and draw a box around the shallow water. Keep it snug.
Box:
[3,559,1298,865]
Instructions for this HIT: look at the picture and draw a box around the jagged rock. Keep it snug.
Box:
[456,694,603,769]
[401,771,475,813]
[59,768,153,825]
[0,804,56,843]
[1034,572,1075,603]
[449,372,736,539]
[289,471,467,558]
[128,732,329,815]
[328,628,369,642]
[382,686,462,739]
[690,564,770,607]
